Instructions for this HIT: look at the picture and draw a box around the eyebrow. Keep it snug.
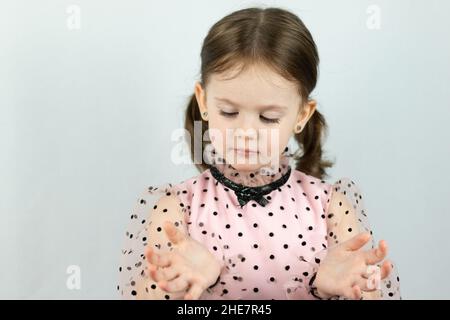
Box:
[214,97,288,111]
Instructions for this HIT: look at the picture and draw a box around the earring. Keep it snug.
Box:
[295,124,302,133]
[202,111,208,120]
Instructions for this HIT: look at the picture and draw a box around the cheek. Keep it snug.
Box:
[206,122,228,154]
[261,125,293,155]
[277,124,294,146]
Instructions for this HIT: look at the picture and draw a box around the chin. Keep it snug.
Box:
[229,162,264,172]
[225,151,270,172]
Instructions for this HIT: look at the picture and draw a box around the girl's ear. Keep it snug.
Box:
[194,82,208,117]
[296,99,317,127]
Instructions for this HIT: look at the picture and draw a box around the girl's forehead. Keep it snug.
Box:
[206,65,301,106]
[210,63,294,88]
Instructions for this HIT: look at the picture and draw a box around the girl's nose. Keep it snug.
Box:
[232,119,259,150]
[233,124,258,141]
[235,114,260,136]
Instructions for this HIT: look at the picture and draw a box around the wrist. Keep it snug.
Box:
[207,275,220,289]
[207,258,223,289]
[310,271,333,300]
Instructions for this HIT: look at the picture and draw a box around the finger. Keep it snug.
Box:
[157,265,180,282]
[145,247,171,267]
[163,221,187,245]
[364,240,388,265]
[342,287,353,300]
[148,264,163,282]
[356,275,378,292]
[184,283,204,300]
[352,284,362,300]
[145,247,159,265]
[150,264,178,282]
[144,247,154,264]
[380,259,392,280]
[343,232,371,251]
[149,266,167,282]
[159,277,190,293]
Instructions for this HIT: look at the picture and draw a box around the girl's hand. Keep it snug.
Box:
[145,221,223,300]
[313,232,392,300]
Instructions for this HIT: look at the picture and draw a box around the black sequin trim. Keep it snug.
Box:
[209,165,292,208]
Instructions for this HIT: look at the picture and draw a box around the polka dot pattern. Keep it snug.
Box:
[118,165,401,300]
[323,178,402,300]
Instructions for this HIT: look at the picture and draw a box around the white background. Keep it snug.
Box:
[1,0,449,299]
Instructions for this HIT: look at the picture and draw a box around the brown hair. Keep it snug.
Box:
[184,7,335,180]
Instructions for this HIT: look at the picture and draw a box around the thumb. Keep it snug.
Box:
[343,232,371,251]
[163,221,187,245]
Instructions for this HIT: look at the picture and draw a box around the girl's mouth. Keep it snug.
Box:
[233,148,259,156]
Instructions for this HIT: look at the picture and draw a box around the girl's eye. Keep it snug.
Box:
[219,110,280,124]
[260,115,280,124]
[219,110,238,118]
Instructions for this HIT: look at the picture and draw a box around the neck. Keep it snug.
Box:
[208,149,292,188]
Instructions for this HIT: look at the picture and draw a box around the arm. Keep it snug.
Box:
[323,187,381,299]
[135,194,189,299]
[118,191,189,299]
[312,178,401,300]
[118,186,223,300]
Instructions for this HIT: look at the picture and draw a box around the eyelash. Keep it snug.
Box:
[219,111,280,124]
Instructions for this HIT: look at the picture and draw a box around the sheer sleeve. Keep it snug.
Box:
[322,177,402,300]
[117,183,190,299]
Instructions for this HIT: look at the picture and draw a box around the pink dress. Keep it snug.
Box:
[118,146,402,300]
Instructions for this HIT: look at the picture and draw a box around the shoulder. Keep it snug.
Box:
[291,169,334,211]
[326,177,364,213]
[325,186,353,219]
[135,169,213,214]
[324,176,366,230]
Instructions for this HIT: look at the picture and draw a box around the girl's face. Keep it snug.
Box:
[195,63,317,172]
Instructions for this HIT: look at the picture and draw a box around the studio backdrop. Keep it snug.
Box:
[1,0,449,299]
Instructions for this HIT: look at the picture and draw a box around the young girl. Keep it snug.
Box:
[117,7,401,300]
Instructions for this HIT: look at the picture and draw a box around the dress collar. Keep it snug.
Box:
[207,145,294,208]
